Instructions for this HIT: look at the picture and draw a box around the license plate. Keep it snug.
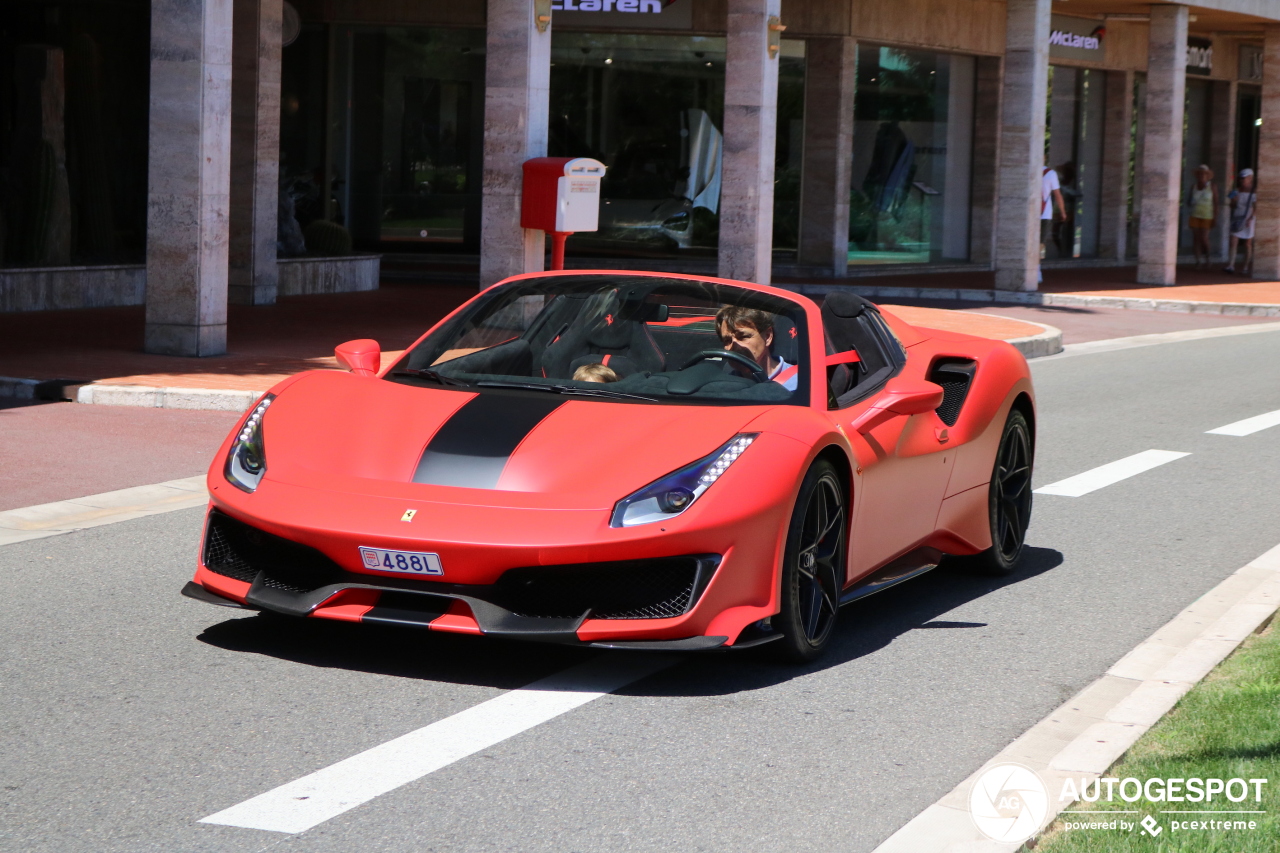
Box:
[359,547,444,576]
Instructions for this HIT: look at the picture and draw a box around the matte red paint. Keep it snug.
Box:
[191,271,1035,648]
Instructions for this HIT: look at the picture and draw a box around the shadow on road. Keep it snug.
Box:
[196,546,1064,696]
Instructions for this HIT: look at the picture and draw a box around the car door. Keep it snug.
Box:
[822,310,955,582]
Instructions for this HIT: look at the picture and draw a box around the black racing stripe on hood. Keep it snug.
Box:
[412,393,565,488]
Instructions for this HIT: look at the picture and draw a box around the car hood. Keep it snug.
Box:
[258,371,769,510]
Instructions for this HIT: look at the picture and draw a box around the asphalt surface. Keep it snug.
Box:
[3,328,1280,852]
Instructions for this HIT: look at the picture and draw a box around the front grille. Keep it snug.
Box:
[929,359,976,427]
[203,510,345,591]
[491,557,714,620]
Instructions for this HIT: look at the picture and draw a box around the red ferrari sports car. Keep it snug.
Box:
[184,271,1035,661]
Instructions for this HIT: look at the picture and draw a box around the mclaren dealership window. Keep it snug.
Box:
[548,33,806,260]
[851,46,975,266]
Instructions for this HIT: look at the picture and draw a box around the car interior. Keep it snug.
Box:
[394,277,904,406]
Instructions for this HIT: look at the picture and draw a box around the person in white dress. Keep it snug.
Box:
[1225,168,1257,275]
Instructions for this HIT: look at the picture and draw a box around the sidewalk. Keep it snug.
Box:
[780,266,1280,317]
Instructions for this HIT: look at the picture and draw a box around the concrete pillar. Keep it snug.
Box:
[1208,79,1237,262]
[229,0,282,306]
[1098,70,1135,261]
[969,56,1002,266]
[1136,5,1189,285]
[797,37,855,277]
[718,0,782,285]
[145,0,233,356]
[479,0,551,289]
[993,0,1051,291]
[1254,26,1280,279]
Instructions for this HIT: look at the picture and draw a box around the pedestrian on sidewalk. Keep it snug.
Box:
[1040,165,1066,284]
[1186,164,1218,270]
[1224,168,1257,275]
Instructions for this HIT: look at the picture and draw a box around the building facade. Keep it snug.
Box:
[2,0,1279,354]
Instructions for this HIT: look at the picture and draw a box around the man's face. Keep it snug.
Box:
[719,321,773,371]
[1242,175,1255,191]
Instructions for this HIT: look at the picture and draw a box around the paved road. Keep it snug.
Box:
[3,329,1280,852]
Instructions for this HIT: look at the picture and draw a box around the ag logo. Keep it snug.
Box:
[969,763,1050,843]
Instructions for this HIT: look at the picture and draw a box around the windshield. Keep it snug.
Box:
[390,274,810,406]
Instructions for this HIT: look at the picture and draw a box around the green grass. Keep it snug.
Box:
[1032,621,1280,853]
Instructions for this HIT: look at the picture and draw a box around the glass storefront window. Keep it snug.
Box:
[548,33,804,260]
[0,0,151,269]
[1045,65,1105,260]
[323,26,487,254]
[850,46,975,266]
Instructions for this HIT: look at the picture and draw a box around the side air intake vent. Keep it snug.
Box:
[928,359,977,427]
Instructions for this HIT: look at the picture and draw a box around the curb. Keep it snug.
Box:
[960,312,1063,358]
[872,542,1280,853]
[782,282,1280,317]
[75,383,264,411]
[0,476,209,547]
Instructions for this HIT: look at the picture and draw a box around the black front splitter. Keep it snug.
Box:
[181,581,733,651]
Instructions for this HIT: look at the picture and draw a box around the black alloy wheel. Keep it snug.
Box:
[975,409,1034,575]
[775,460,847,662]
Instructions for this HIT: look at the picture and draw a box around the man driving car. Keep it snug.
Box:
[715,305,798,391]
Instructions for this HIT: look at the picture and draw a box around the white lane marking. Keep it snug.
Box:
[1206,408,1280,437]
[1034,450,1190,497]
[200,654,672,834]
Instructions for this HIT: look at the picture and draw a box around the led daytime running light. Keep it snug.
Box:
[611,434,758,527]
[226,395,274,492]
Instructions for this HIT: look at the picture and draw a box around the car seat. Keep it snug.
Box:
[820,292,893,401]
[538,291,667,379]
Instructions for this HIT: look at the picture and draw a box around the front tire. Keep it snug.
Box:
[774,459,847,662]
[972,408,1034,575]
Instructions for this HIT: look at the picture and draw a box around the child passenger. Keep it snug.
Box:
[572,363,620,383]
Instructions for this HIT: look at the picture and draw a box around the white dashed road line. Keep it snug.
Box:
[1206,408,1280,437]
[200,653,674,835]
[1034,450,1191,498]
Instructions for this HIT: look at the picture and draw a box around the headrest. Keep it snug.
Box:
[823,292,877,319]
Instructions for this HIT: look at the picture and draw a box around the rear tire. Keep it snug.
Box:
[972,409,1034,575]
[774,460,847,663]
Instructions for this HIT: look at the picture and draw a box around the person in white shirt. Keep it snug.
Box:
[1040,166,1066,282]
[715,306,798,391]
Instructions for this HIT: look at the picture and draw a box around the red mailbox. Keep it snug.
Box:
[521,157,607,270]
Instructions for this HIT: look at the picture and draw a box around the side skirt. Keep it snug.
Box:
[839,547,944,606]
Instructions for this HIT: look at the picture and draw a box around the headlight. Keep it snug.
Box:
[610,434,757,528]
[225,395,275,493]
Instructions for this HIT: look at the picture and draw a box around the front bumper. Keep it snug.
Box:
[189,508,773,649]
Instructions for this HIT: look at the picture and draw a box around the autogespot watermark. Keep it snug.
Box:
[969,764,1269,844]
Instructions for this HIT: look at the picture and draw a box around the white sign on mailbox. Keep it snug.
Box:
[556,158,606,232]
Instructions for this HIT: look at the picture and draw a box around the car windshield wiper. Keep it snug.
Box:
[475,379,656,402]
[390,368,470,387]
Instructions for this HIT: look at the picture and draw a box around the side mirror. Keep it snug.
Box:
[335,339,381,377]
[850,377,945,434]
[882,377,945,415]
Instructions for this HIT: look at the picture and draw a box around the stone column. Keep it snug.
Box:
[229,0,282,306]
[145,0,233,356]
[718,0,782,285]
[479,0,551,289]
[1208,79,1237,262]
[797,37,855,277]
[969,56,1002,266]
[1136,5,1189,285]
[993,0,1051,292]
[1254,26,1280,279]
[1098,69,1134,260]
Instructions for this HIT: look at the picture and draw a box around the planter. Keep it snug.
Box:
[0,264,146,312]
[277,254,381,296]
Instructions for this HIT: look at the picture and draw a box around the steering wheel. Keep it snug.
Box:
[679,349,769,383]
